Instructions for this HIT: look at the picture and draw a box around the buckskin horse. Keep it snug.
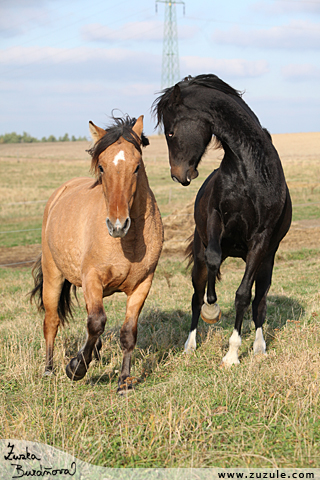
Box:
[153,74,292,365]
[30,115,163,391]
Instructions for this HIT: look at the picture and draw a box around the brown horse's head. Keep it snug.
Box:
[88,115,148,238]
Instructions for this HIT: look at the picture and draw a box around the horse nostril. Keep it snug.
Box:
[106,218,113,234]
[123,217,131,233]
[171,175,179,183]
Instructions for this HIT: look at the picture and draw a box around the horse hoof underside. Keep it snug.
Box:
[65,358,88,381]
[117,376,139,395]
[200,302,221,324]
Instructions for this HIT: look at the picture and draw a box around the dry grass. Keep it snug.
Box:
[0,250,319,467]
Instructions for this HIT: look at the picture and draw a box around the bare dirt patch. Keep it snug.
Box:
[0,244,41,269]
[1,210,319,269]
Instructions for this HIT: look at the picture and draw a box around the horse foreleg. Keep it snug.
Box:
[185,230,207,353]
[202,210,222,324]
[118,275,153,393]
[66,273,106,381]
[252,251,275,355]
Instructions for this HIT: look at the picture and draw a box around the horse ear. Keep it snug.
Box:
[89,121,106,144]
[132,115,144,138]
[170,84,182,106]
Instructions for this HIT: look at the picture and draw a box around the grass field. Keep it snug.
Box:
[0,134,319,468]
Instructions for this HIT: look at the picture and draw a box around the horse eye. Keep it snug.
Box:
[98,165,104,174]
[134,164,140,174]
[168,132,174,138]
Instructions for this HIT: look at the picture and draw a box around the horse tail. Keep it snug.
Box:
[185,233,194,269]
[30,254,77,326]
[30,255,44,313]
[57,281,77,326]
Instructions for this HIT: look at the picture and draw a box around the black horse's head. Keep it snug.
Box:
[153,83,212,186]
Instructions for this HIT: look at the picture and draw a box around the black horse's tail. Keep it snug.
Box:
[185,232,221,281]
[185,234,195,269]
[30,254,76,326]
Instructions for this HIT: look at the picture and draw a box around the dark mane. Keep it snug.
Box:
[88,115,149,175]
[188,74,243,97]
[152,74,260,129]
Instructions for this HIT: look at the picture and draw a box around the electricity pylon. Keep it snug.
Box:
[156,0,185,90]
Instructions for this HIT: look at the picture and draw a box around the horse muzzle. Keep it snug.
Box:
[171,167,199,186]
[106,217,131,238]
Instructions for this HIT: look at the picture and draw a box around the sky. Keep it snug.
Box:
[1,0,319,139]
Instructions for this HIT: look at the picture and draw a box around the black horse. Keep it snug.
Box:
[153,74,292,365]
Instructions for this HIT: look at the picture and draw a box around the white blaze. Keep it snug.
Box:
[113,150,126,166]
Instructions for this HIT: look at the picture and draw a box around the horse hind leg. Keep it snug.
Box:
[42,263,65,375]
[222,274,253,367]
[252,252,275,356]
[185,229,207,353]
[66,273,106,381]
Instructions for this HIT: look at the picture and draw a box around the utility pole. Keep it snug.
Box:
[156,0,185,90]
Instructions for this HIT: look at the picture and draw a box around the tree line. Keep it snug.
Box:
[0,131,88,144]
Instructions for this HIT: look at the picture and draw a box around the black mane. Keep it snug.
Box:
[88,115,149,172]
[152,74,260,129]
[187,74,243,97]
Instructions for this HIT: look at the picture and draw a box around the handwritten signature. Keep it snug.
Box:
[4,442,77,478]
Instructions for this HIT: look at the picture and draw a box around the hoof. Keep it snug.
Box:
[117,376,138,395]
[253,328,266,356]
[220,358,240,368]
[200,302,221,324]
[43,368,54,378]
[184,330,197,354]
[253,345,267,356]
[65,357,87,381]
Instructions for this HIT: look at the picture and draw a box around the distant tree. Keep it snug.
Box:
[59,133,70,142]
[22,131,38,143]
[0,131,88,143]
[0,131,38,143]
[46,135,57,142]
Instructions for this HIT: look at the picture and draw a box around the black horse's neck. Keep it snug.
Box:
[186,87,282,180]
